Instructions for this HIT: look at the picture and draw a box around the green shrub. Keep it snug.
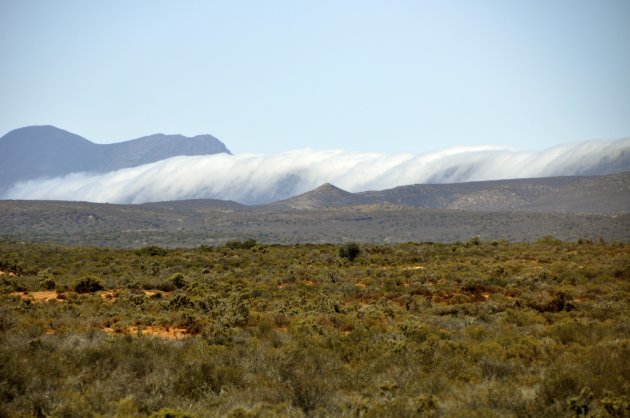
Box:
[339,242,361,261]
[198,244,213,252]
[149,409,197,418]
[224,239,257,250]
[135,245,167,256]
[73,276,104,293]
[466,236,481,247]
[168,294,194,309]
[600,391,630,417]
[169,273,187,289]
[39,278,56,290]
[567,387,594,416]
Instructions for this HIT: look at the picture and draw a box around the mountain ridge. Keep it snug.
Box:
[0,125,231,193]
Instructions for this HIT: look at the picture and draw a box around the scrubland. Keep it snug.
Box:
[0,238,628,417]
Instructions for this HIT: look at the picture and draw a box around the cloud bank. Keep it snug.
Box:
[4,138,629,204]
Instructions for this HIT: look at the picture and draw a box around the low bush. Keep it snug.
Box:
[224,239,257,250]
[169,273,187,289]
[135,245,168,256]
[39,278,56,290]
[339,242,361,261]
[73,276,104,293]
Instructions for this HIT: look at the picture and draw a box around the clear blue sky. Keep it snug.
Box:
[1,0,629,154]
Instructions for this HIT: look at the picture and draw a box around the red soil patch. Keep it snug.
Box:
[12,289,170,304]
[11,291,63,303]
[101,290,170,301]
[103,325,189,340]
[99,290,117,300]
[431,294,449,304]
[143,290,168,297]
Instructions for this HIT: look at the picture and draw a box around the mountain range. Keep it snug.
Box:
[0,125,628,245]
[0,125,230,193]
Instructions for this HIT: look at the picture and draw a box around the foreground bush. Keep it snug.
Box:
[0,240,628,416]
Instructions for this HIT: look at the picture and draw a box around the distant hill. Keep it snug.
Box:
[272,183,372,209]
[0,171,628,246]
[0,125,231,193]
[271,171,630,214]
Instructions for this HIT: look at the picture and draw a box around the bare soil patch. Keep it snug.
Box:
[11,289,171,304]
[103,325,189,340]
[10,291,63,303]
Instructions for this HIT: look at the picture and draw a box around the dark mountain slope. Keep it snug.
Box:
[98,133,230,170]
[0,126,96,189]
[0,125,230,193]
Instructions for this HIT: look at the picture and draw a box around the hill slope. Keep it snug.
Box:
[0,125,231,193]
[359,171,630,213]
[271,172,629,214]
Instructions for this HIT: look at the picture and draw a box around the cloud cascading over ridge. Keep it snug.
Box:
[4,138,629,204]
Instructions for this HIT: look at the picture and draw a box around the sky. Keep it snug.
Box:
[1,0,629,154]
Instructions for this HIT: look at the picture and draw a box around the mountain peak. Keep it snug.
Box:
[313,182,346,193]
[2,125,91,144]
[275,183,369,209]
[6,124,68,134]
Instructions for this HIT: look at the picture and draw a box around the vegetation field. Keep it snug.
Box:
[1,239,629,417]
[2,200,629,248]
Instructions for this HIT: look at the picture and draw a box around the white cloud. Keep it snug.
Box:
[4,138,629,204]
